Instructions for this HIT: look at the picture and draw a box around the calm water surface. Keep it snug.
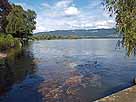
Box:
[0,39,136,102]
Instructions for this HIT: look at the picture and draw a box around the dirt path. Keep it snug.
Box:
[96,85,136,102]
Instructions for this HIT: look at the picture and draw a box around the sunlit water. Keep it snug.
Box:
[1,39,136,102]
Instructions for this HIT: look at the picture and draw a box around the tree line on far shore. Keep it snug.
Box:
[31,34,80,40]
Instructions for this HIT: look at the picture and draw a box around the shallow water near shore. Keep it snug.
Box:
[0,39,136,102]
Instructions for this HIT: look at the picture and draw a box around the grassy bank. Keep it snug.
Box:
[0,34,21,51]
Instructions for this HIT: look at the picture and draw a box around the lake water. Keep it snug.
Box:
[0,39,136,102]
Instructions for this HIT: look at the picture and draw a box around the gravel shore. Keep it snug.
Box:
[96,85,136,102]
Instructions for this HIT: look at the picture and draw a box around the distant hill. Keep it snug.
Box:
[35,28,121,38]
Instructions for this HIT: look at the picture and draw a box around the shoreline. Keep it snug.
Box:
[95,85,136,102]
[32,38,121,41]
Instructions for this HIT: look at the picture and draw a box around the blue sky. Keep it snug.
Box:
[9,0,115,32]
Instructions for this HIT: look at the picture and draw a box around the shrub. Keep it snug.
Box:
[0,34,21,51]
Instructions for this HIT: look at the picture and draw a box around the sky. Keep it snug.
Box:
[9,0,115,33]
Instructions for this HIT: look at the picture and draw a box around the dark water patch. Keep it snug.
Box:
[0,47,44,102]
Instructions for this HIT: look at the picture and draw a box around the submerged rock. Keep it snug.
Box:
[38,80,64,101]
[66,87,79,95]
[31,58,41,65]
[65,76,82,87]
[45,88,62,99]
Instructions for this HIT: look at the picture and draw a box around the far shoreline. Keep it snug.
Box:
[30,37,122,41]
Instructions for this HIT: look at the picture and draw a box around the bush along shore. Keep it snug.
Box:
[0,34,21,52]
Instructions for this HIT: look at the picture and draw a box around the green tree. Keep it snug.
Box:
[0,0,11,32]
[25,9,37,36]
[5,4,36,38]
[104,0,136,55]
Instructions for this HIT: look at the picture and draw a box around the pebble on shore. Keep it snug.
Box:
[0,53,7,59]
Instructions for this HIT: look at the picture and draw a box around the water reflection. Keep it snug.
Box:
[0,47,36,96]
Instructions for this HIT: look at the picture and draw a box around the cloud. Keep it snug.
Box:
[64,6,80,16]
[93,20,115,29]
[41,3,51,9]
[34,0,115,32]
[55,0,73,9]
[35,13,115,32]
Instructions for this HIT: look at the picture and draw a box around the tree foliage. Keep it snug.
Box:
[0,0,11,32]
[104,0,136,55]
[5,4,36,38]
[0,0,11,16]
